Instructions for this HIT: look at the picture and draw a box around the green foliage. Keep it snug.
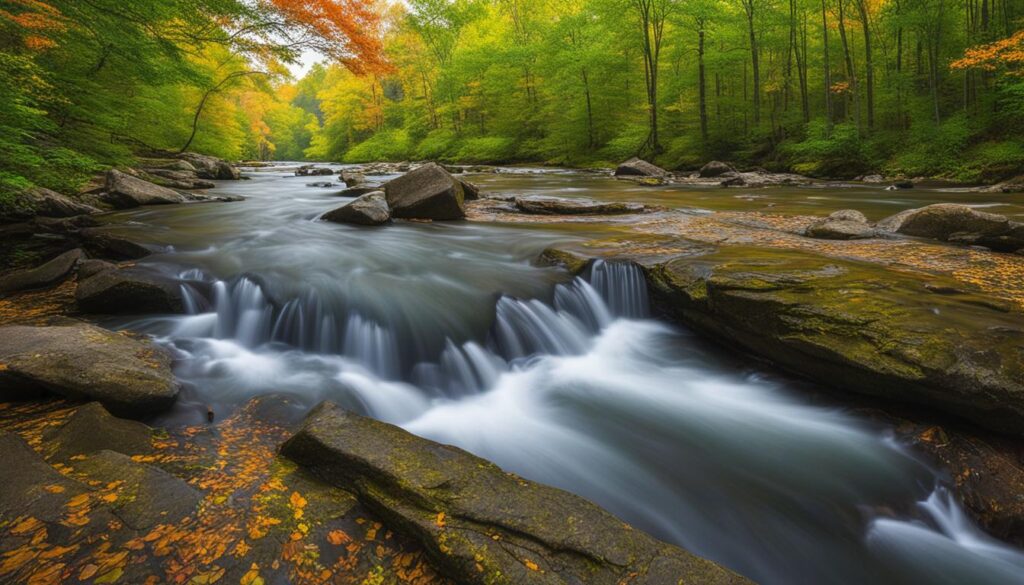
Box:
[786,121,871,178]
[344,130,414,162]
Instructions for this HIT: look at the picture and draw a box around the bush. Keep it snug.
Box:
[343,129,414,162]
[783,120,870,178]
[415,129,459,160]
[454,136,516,163]
[886,114,970,178]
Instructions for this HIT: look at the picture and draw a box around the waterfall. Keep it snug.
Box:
[166,260,650,389]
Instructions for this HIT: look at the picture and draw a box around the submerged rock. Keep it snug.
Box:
[0,322,179,415]
[340,171,366,186]
[805,211,874,240]
[332,185,379,198]
[0,248,83,294]
[514,195,645,215]
[699,161,737,178]
[282,402,751,585]
[322,191,391,226]
[805,220,876,240]
[614,157,668,177]
[383,162,465,220]
[76,267,183,314]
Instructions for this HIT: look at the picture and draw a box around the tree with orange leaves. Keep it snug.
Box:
[951,30,1024,77]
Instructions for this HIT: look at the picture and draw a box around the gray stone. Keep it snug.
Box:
[282,402,751,585]
[101,169,186,208]
[0,322,179,415]
[0,248,83,294]
[699,161,737,178]
[44,402,154,462]
[321,191,391,226]
[514,195,645,215]
[383,162,465,220]
[805,219,876,240]
[76,267,183,314]
[614,157,668,177]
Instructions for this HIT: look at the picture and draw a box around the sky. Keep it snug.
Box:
[289,48,324,78]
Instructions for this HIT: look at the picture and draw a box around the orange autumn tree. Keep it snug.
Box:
[0,0,66,50]
[265,0,390,74]
[951,30,1024,77]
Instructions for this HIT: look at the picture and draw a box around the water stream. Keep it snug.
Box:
[106,164,1024,584]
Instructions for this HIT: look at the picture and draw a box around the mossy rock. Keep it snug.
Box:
[282,402,751,585]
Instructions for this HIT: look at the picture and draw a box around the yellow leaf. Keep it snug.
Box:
[327,530,350,546]
[101,493,118,503]
[43,485,65,494]
[190,566,225,584]
[79,564,99,580]
[524,559,540,571]
[435,512,446,528]
[240,565,264,585]
[94,567,123,584]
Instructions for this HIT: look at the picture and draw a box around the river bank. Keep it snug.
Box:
[2,159,1024,584]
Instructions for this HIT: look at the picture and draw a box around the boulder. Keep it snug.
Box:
[827,209,869,223]
[143,168,216,189]
[887,180,914,190]
[383,162,465,220]
[340,171,366,186]
[457,178,480,200]
[0,248,83,294]
[18,187,101,219]
[0,322,179,415]
[80,228,153,260]
[877,204,1011,241]
[333,186,379,198]
[43,402,154,462]
[77,258,116,280]
[306,181,336,188]
[514,196,645,215]
[76,267,183,314]
[720,175,746,187]
[805,219,876,240]
[699,161,737,178]
[614,157,668,177]
[74,450,201,530]
[178,152,240,180]
[296,166,333,177]
[101,169,186,208]
[282,402,751,585]
[644,247,1024,435]
[321,191,391,226]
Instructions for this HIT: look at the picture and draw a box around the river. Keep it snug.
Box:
[98,164,1024,584]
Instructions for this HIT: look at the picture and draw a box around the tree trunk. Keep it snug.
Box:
[744,0,762,124]
[698,26,709,141]
[854,0,874,130]
[822,0,833,129]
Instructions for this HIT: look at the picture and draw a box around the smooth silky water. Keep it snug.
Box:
[103,165,1024,584]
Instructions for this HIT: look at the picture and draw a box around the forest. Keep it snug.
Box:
[1,0,1023,206]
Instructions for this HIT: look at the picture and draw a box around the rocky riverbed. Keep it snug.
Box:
[2,159,1024,584]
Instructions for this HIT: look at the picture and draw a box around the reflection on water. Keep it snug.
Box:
[111,164,1024,585]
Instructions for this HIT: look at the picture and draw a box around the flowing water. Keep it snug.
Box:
[104,165,1024,584]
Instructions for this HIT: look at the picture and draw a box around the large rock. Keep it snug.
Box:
[457,178,480,200]
[614,157,668,177]
[282,402,751,585]
[877,204,1024,252]
[979,174,1024,193]
[321,191,391,226]
[0,322,179,415]
[383,162,465,220]
[332,185,378,198]
[102,169,186,208]
[0,431,92,523]
[43,402,155,462]
[79,228,153,260]
[143,168,216,190]
[340,171,366,186]
[514,195,645,215]
[0,248,83,294]
[827,209,869,223]
[178,152,240,180]
[76,267,183,314]
[699,161,737,178]
[643,247,1024,434]
[19,187,101,218]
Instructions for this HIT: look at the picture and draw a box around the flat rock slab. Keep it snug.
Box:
[0,322,178,416]
[43,401,154,462]
[75,450,202,530]
[0,248,83,294]
[282,402,751,585]
[640,246,1024,434]
[514,196,645,215]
